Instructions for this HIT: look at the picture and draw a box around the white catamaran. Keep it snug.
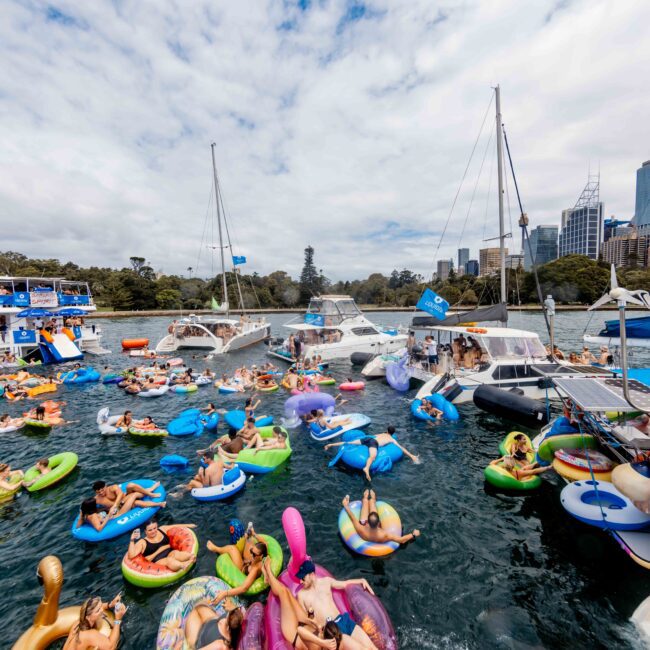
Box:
[155,144,270,354]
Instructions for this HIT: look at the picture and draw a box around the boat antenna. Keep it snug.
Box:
[501,123,551,338]
[494,85,506,306]
[211,143,229,317]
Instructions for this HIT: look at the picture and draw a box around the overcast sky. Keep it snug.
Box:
[1,0,648,281]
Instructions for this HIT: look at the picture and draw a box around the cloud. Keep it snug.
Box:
[0,0,648,281]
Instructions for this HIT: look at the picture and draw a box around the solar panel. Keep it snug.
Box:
[553,377,639,411]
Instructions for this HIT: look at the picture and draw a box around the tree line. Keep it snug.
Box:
[0,249,645,311]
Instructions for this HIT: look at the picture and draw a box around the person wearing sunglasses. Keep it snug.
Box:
[62,593,127,650]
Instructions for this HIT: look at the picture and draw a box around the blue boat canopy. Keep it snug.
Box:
[599,316,650,339]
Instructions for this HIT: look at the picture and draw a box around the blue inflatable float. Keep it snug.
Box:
[71,478,165,542]
[411,394,459,422]
[328,430,403,475]
[59,367,101,384]
[203,412,219,432]
[224,409,273,430]
[168,408,204,437]
[160,454,190,471]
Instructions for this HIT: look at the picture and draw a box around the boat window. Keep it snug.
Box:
[491,365,534,380]
[524,337,547,358]
[352,327,379,336]
[307,299,322,313]
[337,300,362,317]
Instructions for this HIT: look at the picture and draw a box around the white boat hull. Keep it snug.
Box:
[156,322,270,354]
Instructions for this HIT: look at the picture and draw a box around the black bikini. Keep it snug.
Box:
[144,531,171,561]
[197,617,228,647]
[512,448,528,462]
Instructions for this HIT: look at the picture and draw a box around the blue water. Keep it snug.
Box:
[1,310,648,648]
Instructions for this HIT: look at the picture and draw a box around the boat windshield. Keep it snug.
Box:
[306,298,361,326]
[480,335,546,360]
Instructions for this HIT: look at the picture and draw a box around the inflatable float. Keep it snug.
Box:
[122,525,198,588]
[191,467,247,502]
[283,393,336,428]
[498,431,535,462]
[168,409,204,437]
[0,471,23,500]
[233,426,292,474]
[536,432,597,463]
[552,449,615,483]
[129,423,168,437]
[160,455,190,472]
[328,431,403,475]
[216,529,283,595]
[71,478,165,542]
[156,576,245,650]
[58,368,100,384]
[612,460,650,506]
[561,479,650,530]
[309,413,371,442]
[224,409,273,430]
[138,384,171,398]
[265,507,397,650]
[13,555,113,650]
[411,393,459,422]
[484,460,542,491]
[338,500,401,557]
[339,380,365,391]
[171,384,198,394]
[122,338,149,349]
[23,452,78,492]
[96,407,128,435]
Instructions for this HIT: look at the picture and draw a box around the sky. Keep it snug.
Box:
[1,0,648,281]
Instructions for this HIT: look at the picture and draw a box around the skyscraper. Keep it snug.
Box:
[558,174,603,260]
[635,161,650,227]
[457,248,469,276]
[465,260,479,276]
[524,225,558,270]
[479,248,506,276]
[436,259,452,282]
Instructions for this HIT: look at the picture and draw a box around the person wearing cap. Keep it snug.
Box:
[295,559,378,649]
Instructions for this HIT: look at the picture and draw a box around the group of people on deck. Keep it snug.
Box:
[407,331,487,373]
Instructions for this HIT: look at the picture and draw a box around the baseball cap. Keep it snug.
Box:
[295,559,316,580]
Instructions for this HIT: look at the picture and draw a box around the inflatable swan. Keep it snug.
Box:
[12,555,113,650]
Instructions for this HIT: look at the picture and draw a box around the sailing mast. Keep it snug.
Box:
[211,142,229,317]
[494,85,506,305]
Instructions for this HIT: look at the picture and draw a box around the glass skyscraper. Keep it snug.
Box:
[635,161,650,227]
[524,225,558,270]
[457,248,469,274]
[558,176,603,260]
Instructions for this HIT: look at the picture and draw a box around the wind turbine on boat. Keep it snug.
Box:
[589,264,650,412]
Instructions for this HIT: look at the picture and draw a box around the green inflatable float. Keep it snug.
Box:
[23,452,78,492]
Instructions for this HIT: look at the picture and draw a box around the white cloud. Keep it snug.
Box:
[0,0,647,281]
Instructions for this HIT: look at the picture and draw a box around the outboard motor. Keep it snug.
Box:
[473,384,549,428]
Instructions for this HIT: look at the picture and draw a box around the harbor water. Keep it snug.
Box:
[1,310,648,648]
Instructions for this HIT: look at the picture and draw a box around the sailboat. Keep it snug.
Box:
[155,144,271,354]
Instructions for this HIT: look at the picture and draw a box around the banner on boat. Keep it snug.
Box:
[304,313,325,326]
[12,329,37,344]
[416,288,449,321]
[232,256,246,266]
[29,291,58,307]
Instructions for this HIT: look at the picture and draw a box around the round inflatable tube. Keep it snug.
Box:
[427,393,459,421]
[309,413,371,442]
[256,382,279,392]
[121,338,149,349]
[0,471,23,500]
[554,448,615,473]
[216,534,283,595]
[156,576,244,650]
[138,385,170,398]
[233,426,292,474]
[484,461,542,491]
[122,526,198,588]
[129,425,168,438]
[23,452,78,492]
[338,500,401,557]
[328,430,403,475]
[224,409,273,430]
[239,601,265,650]
[537,433,597,463]
[217,383,241,394]
[23,418,53,431]
[498,432,535,463]
[552,457,613,483]
[283,393,336,420]
[194,376,212,386]
[313,375,336,386]
[339,381,365,391]
[561,479,650,530]
[160,454,190,471]
[171,384,198,394]
[167,357,184,367]
[612,461,650,504]
[191,467,246,502]
[71,479,166,542]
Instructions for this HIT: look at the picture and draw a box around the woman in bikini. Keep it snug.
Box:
[127,520,196,572]
[489,455,553,480]
[184,602,243,650]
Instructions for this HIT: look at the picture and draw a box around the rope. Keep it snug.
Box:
[195,182,215,278]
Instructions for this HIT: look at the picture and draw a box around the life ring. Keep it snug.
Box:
[561,479,650,530]
[23,452,78,492]
[338,500,401,557]
[121,526,198,588]
[191,467,247,502]
[483,461,542,491]
[13,555,113,650]
[216,533,283,595]
[171,384,198,394]
[554,448,614,473]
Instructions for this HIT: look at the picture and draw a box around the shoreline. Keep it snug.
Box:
[85,304,645,318]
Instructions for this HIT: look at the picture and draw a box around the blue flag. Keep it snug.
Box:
[416,288,449,320]
[304,313,325,326]
[232,255,247,266]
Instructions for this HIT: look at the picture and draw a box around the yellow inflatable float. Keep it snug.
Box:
[612,461,650,511]
[12,555,113,650]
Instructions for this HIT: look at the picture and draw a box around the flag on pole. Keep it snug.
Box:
[416,288,449,320]
[232,255,247,265]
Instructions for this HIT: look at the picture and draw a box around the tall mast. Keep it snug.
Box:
[211,143,228,316]
[495,85,506,305]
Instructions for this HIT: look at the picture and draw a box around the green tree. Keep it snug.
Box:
[156,289,182,309]
[299,245,320,304]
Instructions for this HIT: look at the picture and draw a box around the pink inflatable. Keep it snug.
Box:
[239,601,265,649]
[290,377,320,396]
[264,507,397,650]
[339,381,365,391]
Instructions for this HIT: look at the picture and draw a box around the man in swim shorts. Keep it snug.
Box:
[185,450,232,490]
[93,480,163,515]
[296,560,378,649]
[341,491,420,544]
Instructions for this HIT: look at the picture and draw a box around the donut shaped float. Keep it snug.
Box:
[536,433,597,463]
[554,448,614,472]
[498,432,535,463]
[552,457,613,483]
[23,452,78,492]
[191,467,246,502]
[122,526,198,588]
[338,500,401,557]
[612,461,650,504]
[129,425,168,438]
[484,461,542,491]
[339,381,365,391]
[138,385,170,398]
